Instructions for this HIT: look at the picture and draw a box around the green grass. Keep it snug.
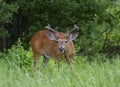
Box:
[0,55,120,87]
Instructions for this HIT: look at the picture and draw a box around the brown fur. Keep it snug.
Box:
[31,29,76,68]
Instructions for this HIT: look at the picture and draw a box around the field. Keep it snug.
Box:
[1,0,120,87]
[0,55,120,87]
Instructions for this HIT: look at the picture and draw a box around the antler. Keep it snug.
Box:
[45,24,56,32]
[70,25,79,33]
[66,24,79,34]
[54,27,58,31]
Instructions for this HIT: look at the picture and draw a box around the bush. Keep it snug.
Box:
[1,39,33,71]
[0,1,18,37]
[21,0,120,58]
[0,0,120,60]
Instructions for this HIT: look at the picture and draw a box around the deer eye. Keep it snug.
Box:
[65,40,68,43]
[56,40,59,43]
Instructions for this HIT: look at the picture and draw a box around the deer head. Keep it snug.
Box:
[45,24,79,53]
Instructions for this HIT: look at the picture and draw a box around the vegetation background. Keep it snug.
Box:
[0,0,120,87]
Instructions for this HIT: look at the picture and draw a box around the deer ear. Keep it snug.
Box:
[46,33,57,40]
[68,32,78,41]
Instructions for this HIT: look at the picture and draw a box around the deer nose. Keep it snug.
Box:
[59,47,64,53]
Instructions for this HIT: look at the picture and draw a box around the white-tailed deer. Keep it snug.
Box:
[31,24,79,68]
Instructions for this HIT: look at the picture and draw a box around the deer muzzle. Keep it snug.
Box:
[59,47,65,53]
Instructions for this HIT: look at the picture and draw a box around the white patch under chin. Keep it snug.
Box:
[43,54,52,58]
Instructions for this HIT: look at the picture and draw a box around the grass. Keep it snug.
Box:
[0,55,120,87]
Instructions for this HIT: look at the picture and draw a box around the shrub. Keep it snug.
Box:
[1,39,33,71]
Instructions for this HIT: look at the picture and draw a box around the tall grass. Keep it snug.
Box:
[0,55,120,87]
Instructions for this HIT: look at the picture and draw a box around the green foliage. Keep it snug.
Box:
[0,1,18,37]
[0,39,120,87]
[0,54,120,87]
[0,1,120,86]
[106,1,120,46]
[1,39,33,71]
[17,0,119,57]
[0,0,120,58]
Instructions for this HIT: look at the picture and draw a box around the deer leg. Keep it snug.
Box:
[54,56,61,68]
[42,55,49,66]
[33,51,40,69]
[66,54,74,69]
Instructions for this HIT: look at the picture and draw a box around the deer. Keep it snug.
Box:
[31,24,79,69]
